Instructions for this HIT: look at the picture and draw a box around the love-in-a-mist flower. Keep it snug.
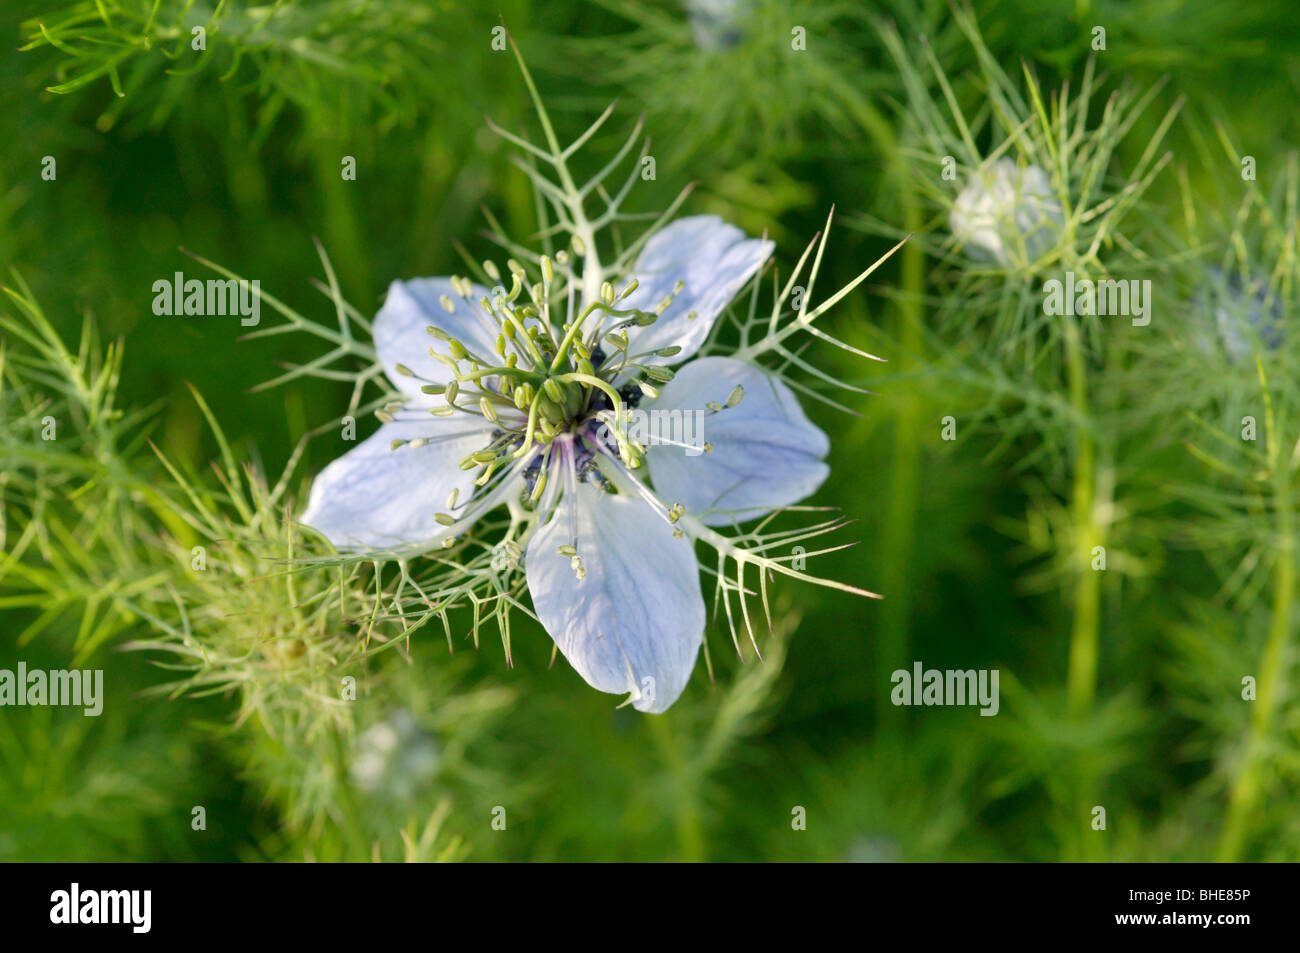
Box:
[949,158,1062,268]
[350,709,440,800]
[1198,268,1285,362]
[686,0,750,50]
[301,216,833,713]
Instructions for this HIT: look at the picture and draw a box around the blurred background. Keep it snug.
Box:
[2,0,1298,861]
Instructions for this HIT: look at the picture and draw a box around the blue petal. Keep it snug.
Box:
[525,483,705,713]
[644,357,829,525]
[300,414,493,551]
[620,216,772,363]
[374,278,498,397]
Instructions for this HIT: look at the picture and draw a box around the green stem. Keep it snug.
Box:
[1064,319,1100,720]
[647,715,705,862]
[1216,451,1294,861]
[1061,318,1106,862]
[876,194,924,728]
[836,94,926,728]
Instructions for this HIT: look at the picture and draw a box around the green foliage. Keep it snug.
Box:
[3,0,1299,862]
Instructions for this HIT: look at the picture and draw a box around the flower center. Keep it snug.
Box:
[388,256,686,508]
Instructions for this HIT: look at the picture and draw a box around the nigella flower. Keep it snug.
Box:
[949,158,1062,268]
[350,709,440,800]
[1197,267,1285,362]
[301,216,832,713]
[685,0,750,50]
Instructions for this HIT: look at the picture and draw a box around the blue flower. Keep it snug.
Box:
[301,216,832,712]
[949,159,1062,267]
[686,0,749,51]
[1201,267,1285,362]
